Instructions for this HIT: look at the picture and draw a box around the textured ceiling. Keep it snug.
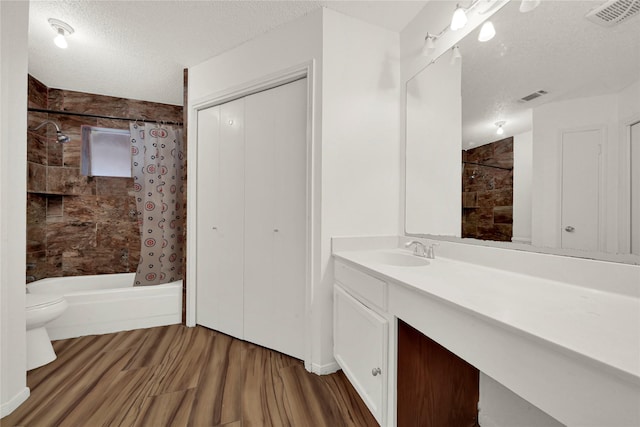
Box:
[28,0,427,106]
[458,0,640,148]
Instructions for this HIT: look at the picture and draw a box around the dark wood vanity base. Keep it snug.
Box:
[397,319,479,427]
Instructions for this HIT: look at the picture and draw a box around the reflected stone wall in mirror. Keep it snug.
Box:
[405,1,640,264]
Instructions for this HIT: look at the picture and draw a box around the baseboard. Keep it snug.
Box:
[308,360,340,375]
[1,387,30,418]
[511,236,532,245]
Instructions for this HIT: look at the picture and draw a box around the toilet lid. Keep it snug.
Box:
[25,293,66,309]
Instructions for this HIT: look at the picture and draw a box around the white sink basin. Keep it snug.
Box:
[359,251,430,267]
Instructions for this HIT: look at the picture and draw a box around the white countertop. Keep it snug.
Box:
[333,248,640,385]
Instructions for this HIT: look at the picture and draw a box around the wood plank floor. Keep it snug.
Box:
[2,325,378,427]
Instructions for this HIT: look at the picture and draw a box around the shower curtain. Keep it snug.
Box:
[130,122,185,286]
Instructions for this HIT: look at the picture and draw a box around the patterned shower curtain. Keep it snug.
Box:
[130,122,185,286]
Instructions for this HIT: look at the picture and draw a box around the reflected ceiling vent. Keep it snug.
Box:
[518,90,548,103]
[586,0,640,27]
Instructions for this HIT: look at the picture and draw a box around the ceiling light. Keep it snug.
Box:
[422,34,436,55]
[519,0,541,13]
[48,18,74,49]
[478,21,496,42]
[450,5,468,31]
[495,121,506,135]
[450,45,462,64]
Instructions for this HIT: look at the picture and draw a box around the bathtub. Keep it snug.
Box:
[27,273,182,340]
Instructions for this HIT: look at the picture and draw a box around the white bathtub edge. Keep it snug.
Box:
[34,275,184,340]
[48,313,182,340]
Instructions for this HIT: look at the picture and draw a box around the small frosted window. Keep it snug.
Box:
[81,126,131,178]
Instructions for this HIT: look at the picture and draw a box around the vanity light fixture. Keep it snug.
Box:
[519,0,541,13]
[48,18,74,49]
[450,45,462,64]
[421,0,498,58]
[478,21,496,42]
[495,120,506,135]
[451,4,469,30]
[422,33,437,55]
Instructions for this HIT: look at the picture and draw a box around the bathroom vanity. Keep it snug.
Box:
[332,236,640,427]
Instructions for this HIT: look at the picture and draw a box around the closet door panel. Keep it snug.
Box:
[196,106,220,330]
[244,87,277,350]
[272,78,307,359]
[244,79,307,359]
[196,99,245,339]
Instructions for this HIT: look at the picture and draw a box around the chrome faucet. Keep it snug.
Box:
[405,240,427,257]
[426,243,439,259]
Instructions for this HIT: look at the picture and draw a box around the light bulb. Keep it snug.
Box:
[478,21,496,42]
[495,121,506,135]
[49,19,74,50]
[496,126,504,135]
[422,35,435,56]
[54,29,67,49]
[450,5,468,31]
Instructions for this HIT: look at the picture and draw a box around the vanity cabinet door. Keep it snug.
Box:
[334,284,387,425]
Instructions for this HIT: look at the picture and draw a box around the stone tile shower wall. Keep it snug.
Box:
[461,137,513,242]
[26,75,183,281]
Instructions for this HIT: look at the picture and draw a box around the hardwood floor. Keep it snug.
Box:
[2,325,377,427]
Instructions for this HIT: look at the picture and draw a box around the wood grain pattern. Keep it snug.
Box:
[397,319,479,427]
[2,325,378,427]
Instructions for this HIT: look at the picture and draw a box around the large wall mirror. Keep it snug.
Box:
[406,0,640,264]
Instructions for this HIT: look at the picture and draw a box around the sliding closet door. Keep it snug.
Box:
[196,99,245,339]
[243,78,307,359]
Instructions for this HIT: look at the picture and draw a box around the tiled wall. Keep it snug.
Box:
[26,75,183,281]
[461,137,513,242]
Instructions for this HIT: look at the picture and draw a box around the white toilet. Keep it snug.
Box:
[25,293,68,370]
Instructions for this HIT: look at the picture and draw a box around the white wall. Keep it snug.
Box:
[531,90,631,252]
[513,129,533,244]
[405,56,461,235]
[0,0,29,417]
[321,8,400,370]
[188,7,400,372]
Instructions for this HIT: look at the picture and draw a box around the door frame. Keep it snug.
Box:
[618,114,640,254]
[186,61,316,369]
[556,125,606,251]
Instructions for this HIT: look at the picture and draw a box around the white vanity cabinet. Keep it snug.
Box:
[333,261,389,426]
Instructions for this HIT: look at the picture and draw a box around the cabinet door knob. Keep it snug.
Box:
[371,367,381,376]
[273,229,279,232]
[564,226,575,232]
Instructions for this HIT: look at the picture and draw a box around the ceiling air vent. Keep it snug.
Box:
[519,90,548,103]
[586,0,640,27]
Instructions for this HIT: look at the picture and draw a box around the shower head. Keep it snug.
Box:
[30,120,71,144]
[56,131,71,143]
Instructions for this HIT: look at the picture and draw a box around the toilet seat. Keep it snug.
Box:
[26,293,65,310]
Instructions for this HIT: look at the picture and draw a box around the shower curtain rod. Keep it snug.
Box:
[27,108,183,126]
[463,160,513,171]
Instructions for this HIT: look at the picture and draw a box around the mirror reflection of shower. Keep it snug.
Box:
[29,120,71,143]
